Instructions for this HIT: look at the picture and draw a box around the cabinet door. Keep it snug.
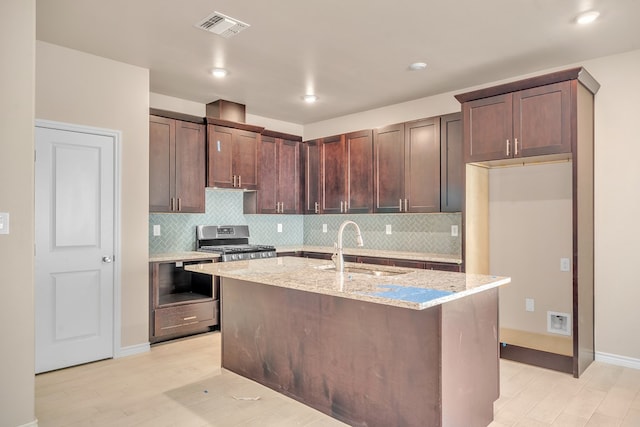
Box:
[321,135,346,214]
[149,116,175,212]
[345,130,373,213]
[374,123,405,213]
[405,118,440,213]
[258,135,278,214]
[207,125,234,188]
[175,121,205,213]
[278,139,301,214]
[514,81,571,157]
[440,113,463,212]
[233,129,259,190]
[303,139,321,214]
[463,93,513,162]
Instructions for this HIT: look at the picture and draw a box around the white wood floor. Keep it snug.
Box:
[35,332,640,427]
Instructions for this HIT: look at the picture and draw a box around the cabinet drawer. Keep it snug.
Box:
[154,301,217,337]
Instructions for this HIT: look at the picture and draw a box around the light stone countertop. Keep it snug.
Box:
[149,251,220,263]
[275,245,462,264]
[185,256,509,310]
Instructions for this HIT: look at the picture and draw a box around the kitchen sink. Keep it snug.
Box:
[314,264,411,276]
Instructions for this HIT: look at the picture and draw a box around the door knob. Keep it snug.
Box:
[102,256,113,263]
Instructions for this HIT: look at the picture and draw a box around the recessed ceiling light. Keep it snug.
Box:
[409,62,427,71]
[211,68,228,78]
[303,94,318,103]
[576,10,600,25]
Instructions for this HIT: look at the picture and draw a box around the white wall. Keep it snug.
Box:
[307,49,640,363]
[36,41,150,348]
[0,2,36,426]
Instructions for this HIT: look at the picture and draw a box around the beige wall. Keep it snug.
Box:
[36,41,150,348]
[489,162,573,334]
[150,92,304,137]
[0,1,36,426]
[307,49,640,362]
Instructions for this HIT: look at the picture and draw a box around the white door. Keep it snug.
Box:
[35,123,116,373]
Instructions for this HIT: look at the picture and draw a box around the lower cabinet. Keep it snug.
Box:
[149,259,219,343]
[300,252,461,272]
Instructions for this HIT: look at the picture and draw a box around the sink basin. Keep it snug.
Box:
[314,264,411,276]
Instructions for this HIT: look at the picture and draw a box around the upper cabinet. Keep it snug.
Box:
[149,115,205,213]
[257,133,302,214]
[307,130,374,214]
[461,80,572,163]
[207,124,259,190]
[440,113,463,213]
[374,116,457,213]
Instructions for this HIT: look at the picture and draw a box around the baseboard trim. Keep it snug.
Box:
[595,351,640,370]
[116,342,150,358]
[17,418,38,427]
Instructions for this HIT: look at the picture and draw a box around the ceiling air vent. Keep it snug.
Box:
[195,11,250,39]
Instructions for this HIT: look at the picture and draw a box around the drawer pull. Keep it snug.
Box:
[183,316,197,321]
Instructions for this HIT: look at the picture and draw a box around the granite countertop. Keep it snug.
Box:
[185,256,509,310]
[149,251,220,263]
[275,245,462,264]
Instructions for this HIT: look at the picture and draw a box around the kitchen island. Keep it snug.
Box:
[187,257,510,427]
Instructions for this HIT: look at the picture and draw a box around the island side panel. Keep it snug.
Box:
[441,287,499,427]
[221,277,443,427]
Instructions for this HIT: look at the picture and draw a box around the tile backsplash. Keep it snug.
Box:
[149,189,461,255]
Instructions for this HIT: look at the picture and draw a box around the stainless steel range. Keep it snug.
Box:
[196,225,277,262]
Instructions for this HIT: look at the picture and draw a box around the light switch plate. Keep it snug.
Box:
[451,225,459,237]
[277,223,283,233]
[322,224,327,233]
[385,225,392,235]
[153,224,161,236]
[560,258,570,272]
[0,212,9,235]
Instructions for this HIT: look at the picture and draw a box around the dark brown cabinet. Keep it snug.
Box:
[463,81,571,163]
[440,112,463,212]
[303,138,321,214]
[149,115,205,213]
[373,117,441,213]
[149,259,219,343]
[305,130,373,214]
[207,124,259,190]
[258,135,301,214]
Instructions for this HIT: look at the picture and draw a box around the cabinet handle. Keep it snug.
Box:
[340,201,343,213]
[399,199,403,212]
[177,198,181,211]
[404,199,408,212]
[183,316,197,321]
[280,202,284,213]
[314,202,319,214]
[506,139,510,156]
[170,198,174,211]
[238,175,242,187]
[514,138,519,156]
[232,175,237,187]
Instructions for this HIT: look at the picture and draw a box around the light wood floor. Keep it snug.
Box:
[35,332,640,427]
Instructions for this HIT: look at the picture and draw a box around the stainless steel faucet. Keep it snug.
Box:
[332,220,364,273]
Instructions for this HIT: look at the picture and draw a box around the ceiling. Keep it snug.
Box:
[36,0,640,125]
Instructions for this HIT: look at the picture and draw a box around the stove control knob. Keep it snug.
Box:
[232,254,238,260]
[250,253,256,259]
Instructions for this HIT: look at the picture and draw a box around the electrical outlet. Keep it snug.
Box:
[153,224,161,236]
[277,223,283,233]
[385,224,392,235]
[322,224,327,233]
[525,298,534,312]
[0,212,8,235]
[451,225,459,237]
[560,258,570,272]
